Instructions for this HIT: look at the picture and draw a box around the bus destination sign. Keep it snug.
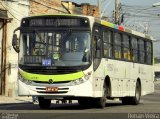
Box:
[21,17,89,28]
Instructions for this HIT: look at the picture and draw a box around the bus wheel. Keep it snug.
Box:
[131,81,141,105]
[122,82,141,105]
[96,83,107,108]
[38,97,51,109]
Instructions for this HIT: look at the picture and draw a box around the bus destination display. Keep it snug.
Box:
[21,17,89,27]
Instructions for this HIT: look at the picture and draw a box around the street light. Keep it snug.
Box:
[152,2,160,7]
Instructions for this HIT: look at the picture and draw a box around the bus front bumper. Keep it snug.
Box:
[18,80,94,98]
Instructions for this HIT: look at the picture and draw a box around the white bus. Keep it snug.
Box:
[12,14,154,109]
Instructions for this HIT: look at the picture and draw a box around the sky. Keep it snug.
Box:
[64,0,160,57]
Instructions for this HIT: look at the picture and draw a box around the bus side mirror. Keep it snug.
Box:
[12,27,20,53]
[12,34,19,53]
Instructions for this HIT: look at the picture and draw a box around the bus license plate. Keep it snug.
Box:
[46,87,58,92]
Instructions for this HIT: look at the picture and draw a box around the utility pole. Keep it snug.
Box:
[115,0,120,24]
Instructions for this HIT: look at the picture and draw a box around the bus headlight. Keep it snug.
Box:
[70,72,91,85]
[18,74,32,85]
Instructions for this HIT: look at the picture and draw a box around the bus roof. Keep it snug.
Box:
[99,19,154,41]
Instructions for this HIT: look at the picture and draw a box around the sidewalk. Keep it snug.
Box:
[0,96,33,105]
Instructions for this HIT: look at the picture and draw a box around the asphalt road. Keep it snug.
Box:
[0,81,160,119]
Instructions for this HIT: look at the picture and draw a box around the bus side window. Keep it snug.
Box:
[114,32,122,59]
[123,35,130,61]
[131,37,138,62]
[139,39,145,63]
[94,36,101,58]
[103,30,113,58]
[146,41,152,64]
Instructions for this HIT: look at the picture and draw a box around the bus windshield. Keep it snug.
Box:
[19,30,91,67]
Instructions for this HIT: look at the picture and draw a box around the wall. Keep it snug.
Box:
[61,1,81,14]
[81,4,99,18]
[0,7,12,95]
[30,0,67,15]
[62,2,100,18]
[0,22,2,92]
[30,0,100,17]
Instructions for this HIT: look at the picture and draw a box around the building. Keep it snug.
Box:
[61,1,99,17]
[0,8,11,95]
[29,0,68,15]
[30,0,100,17]
[0,0,29,96]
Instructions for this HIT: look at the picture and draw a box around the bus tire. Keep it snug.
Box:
[131,81,141,105]
[122,81,141,105]
[38,97,51,109]
[96,83,107,108]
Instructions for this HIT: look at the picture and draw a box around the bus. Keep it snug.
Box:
[12,14,154,109]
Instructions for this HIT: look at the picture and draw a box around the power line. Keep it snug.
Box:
[3,2,28,17]
[101,0,114,17]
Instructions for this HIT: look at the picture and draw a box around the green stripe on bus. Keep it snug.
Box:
[19,70,84,82]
